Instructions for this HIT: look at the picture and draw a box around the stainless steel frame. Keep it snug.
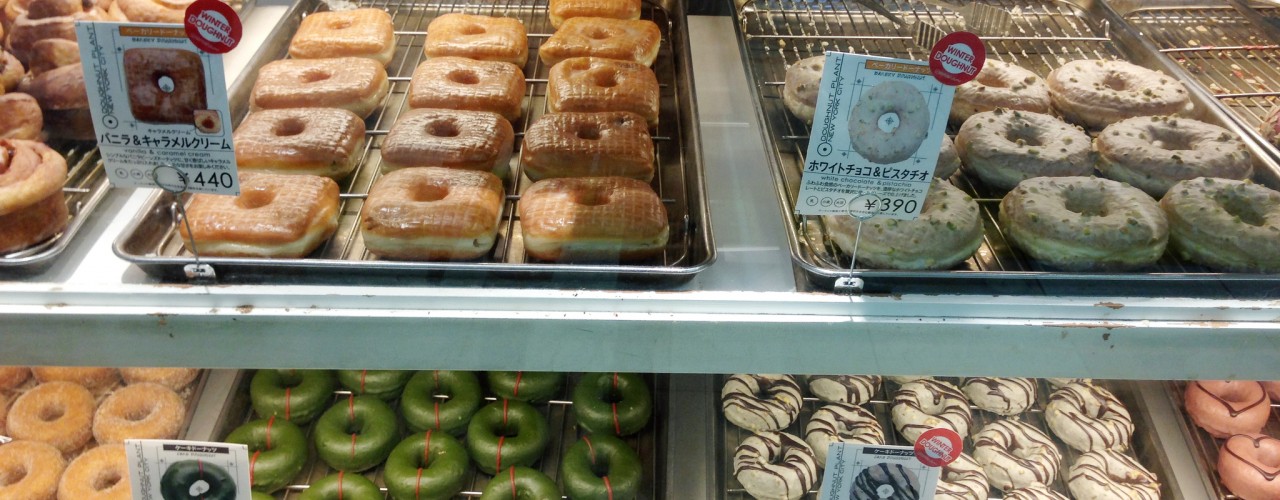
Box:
[0,143,110,273]
[114,0,714,285]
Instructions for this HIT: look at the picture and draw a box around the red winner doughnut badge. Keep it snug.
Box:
[929,31,986,86]
[184,0,242,54]
[914,427,963,467]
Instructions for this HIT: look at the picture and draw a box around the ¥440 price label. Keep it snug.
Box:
[192,171,236,189]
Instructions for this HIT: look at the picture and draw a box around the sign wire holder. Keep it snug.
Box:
[153,164,217,282]
[833,194,876,294]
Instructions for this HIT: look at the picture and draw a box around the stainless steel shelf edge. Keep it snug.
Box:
[1133,380,1220,499]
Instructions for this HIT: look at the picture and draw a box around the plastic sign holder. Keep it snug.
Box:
[152,165,217,282]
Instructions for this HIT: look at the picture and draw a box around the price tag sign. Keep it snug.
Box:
[76,21,240,195]
[796,52,955,220]
[817,442,943,500]
[125,439,253,500]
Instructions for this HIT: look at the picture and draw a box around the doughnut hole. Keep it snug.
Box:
[329,20,352,30]
[93,470,123,491]
[39,404,65,422]
[411,183,449,203]
[237,188,276,210]
[574,188,611,207]
[976,70,1010,88]
[125,405,154,422]
[447,69,480,86]
[300,69,332,84]
[1218,381,1265,404]
[1148,127,1193,151]
[425,119,461,138]
[1217,195,1266,226]
[273,118,306,137]
[1102,72,1132,91]
[460,24,486,35]
[0,466,27,486]
[1063,188,1109,217]
[586,28,612,40]
[576,124,602,141]
[1005,125,1044,148]
[592,70,619,89]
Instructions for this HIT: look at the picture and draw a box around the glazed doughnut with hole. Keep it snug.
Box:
[1184,379,1270,438]
[951,59,1050,124]
[57,443,130,500]
[0,365,30,391]
[572,372,652,436]
[549,0,641,28]
[935,453,989,500]
[250,369,335,424]
[479,466,560,500]
[0,139,67,254]
[399,370,483,435]
[891,379,972,442]
[782,55,823,124]
[1047,59,1191,129]
[1045,382,1133,452]
[122,48,206,124]
[824,180,983,270]
[408,57,526,122]
[733,431,819,500]
[848,80,930,164]
[224,416,308,493]
[93,382,186,443]
[1161,177,1280,272]
[0,440,64,500]
[297,471,382,500]
[804,402,884,468]
[423,13,528,67]
[519,177,669,261]
[1067,449,1159,500]
[383,430,472,500]
[361,167,505,261]
[466,399,550,475]
[721,374,803,432]
[539,17,661,67]
[488,371,564,403]
[561,434,643,500]
[1096,116,1252,197]
[119,368,198,391]
[233,107,367,179]
[548,57,660,127]
[962,376,1036,416]
[7,381,94,453]
[520,111,654,181]
[380,108,515,177]
[289,8,395,66]
[179,172,340,258]
[955,109,1093,191]
[973,419,1062,491]
[314,395,398,471]
[0,93,42,140]
[999,176,1169,271]
[1219,433,1280,500]
[807,374,880,405]
[250,57,389,118]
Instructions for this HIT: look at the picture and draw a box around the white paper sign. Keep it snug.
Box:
[76,21,239,195]
[796,52,954,220]
[818,443,942,500]
[125,439,252,500]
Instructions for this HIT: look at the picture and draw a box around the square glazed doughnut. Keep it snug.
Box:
[538,17,660,67]
[521,111,654,181]
[360,167,505,260]
[179,172,340,258]
[547,57,659,127]
[408,57,526,122]
[423,13,528,67]
[549,0,641,28]
[122,48,207,124]
[380,108,515,176]
[519,176,669,261]
[288,8,396,66]
[249,57,389,118]
[233,108,367,179]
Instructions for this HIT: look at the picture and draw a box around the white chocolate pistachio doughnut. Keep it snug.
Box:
[887,376,935,384]
[849,80,930,164]
[936,134,961,179]
[935,453,989,500]
[1046,378,1091,388]
[721,374,803,432]
[891,379,972,442]
[955,109,1093,191]
[783,55,824,124]
[973,419,1062,491]
[1046,382,1134,452]
[951,59,1051,124]
[1047,59,1191,129]
[1161,177,1280,272]
[1068,449,1160,500]
[804,402,884,467]
[1096,116,1252,197]
[733,431,819,500]
[962,377,1036,416]
[1004,485,1070,499]
[807,375,881,405]
[824,181,983,270]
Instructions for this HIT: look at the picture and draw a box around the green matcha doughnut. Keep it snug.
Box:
[572,373,652,436]
[224,416,307,493]
[297,471,382,500]
[314,395,399,472]
[401,371,482,435]
[487,371,564,403]
[384,430,472,500]
[160,460,237,500]
[561,434,643,500]
[479,466,561,500]
[466,400,550,474]
[252,492,275,500]
[337,370,412,400]
[251,369,336,424]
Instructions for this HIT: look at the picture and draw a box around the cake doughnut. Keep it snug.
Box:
[825,180,983,270]
[1096,116,1252,197]
[122,48,207,124]
[0,440,64,499]
[7,381,94,454]
[223,416,308,493]
[297,471,382,500]
[1000,176,1168,270]
[120,368,198,391]
[400,371,482,435]
[466,399,550,475]
[782,55,823,124]
[538,17,661,67]
[115,0,199,23]
[380,108,514,176]
[935,453,989,500]
[0,50,22,92]
[853,462,921,500]
[951,59,1051,124]
[572,372,652,436]
[0,139,67,254]
[0,366,30,391]
[57,443,130,500]
[973,419,1062,491]
[1045,382,1133,452]
[803,402,884,467]
[335,370,411,401]
[962,377,1036,416]
[423,13,528,67]
[159,459,236,500]
[1184,380,1270,438]
[250,57,389,118]
[180,172,340,258]
[548,57,660,127]
[408,57,525,122]
[250,369,335,425]
[1067,449,1159,500]
[721,374,803,432]
[30,366,118,391]
[955,109,1093,191]
[93,382,186,443]
[383,430,472,500]
[519,176,669,261]
[520,111,654,181]
[314,395,398,472]
[560,434,643,500]
[1047,59,1191,129]
[1161,177,1280,272]
[0,93,41,140]
[891,379,972,442]
[733,431,819,500]
[807,374,881,405]
[24,64,94,140]
[488,371,564,403]
[549,0,641,28]
[1219,433,1280,500]
[289,8,395,66]
[849,80,930,164]
[234,108,366,179]
[936,134,960,179]
[1003,486,1070,500]
[479,466,560,500]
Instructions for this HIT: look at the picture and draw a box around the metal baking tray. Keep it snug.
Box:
[113,0,714,285]
[714,377,1176,499]
[0,142,110,273]
[732,0,1280,294]
[1163,380,1280,499]
[207,371,667,499]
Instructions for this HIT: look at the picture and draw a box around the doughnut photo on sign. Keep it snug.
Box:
[123,48,208,125]
[848,80,930,165]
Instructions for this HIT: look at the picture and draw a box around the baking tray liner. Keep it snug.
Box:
[1164,380,1280,499]
[732,0,1280,294]
[715,377,1175,499]
[0,141,110,273]
[113,0,713,285]
[208,371,667,499]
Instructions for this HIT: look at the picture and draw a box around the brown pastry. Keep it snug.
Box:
[289,8,395,65]
[538,17,660,67]
[5,0,113,64]
[547,57,659,126]
[408,56,526,122]
[518,176,668,261]
[423,13,528,67]
[116,0,199,23]
[26,38,76,76]
[549,0,641,28]
[380,108,514,176]
[520,111,653,181]
[0,139,68,254]
[25,63,92,140]
[233,108,367,179]
[179,172,341,258]
[250,57,389,118]
[0,93,42,140]
[360,167,505,260]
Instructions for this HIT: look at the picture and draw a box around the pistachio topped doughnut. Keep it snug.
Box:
[1000,176,1169,270]
[783,55,824,124]
[224,416,308,493]
[955,109,1093,191]
[1161,177,1280,272]
[384,430,472,500]
[951,59,1051,124]
[561,434,643,500]
[891,379,972,442]
[973,419,1062,491]
[488,371,564,403]
[1045,382,1133,452]
[824,181,983,270]
[849,80,931,164]
[1047,59,1191,129]
[314,395,398,472]
[937,134,961,179]
[807,375,881,405]
[250,369,336,424]
[721,374,803,432]
[336,370,411,400]
[1096,116,1252,197]
[572,372,652,436]
[401,370,482,435]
